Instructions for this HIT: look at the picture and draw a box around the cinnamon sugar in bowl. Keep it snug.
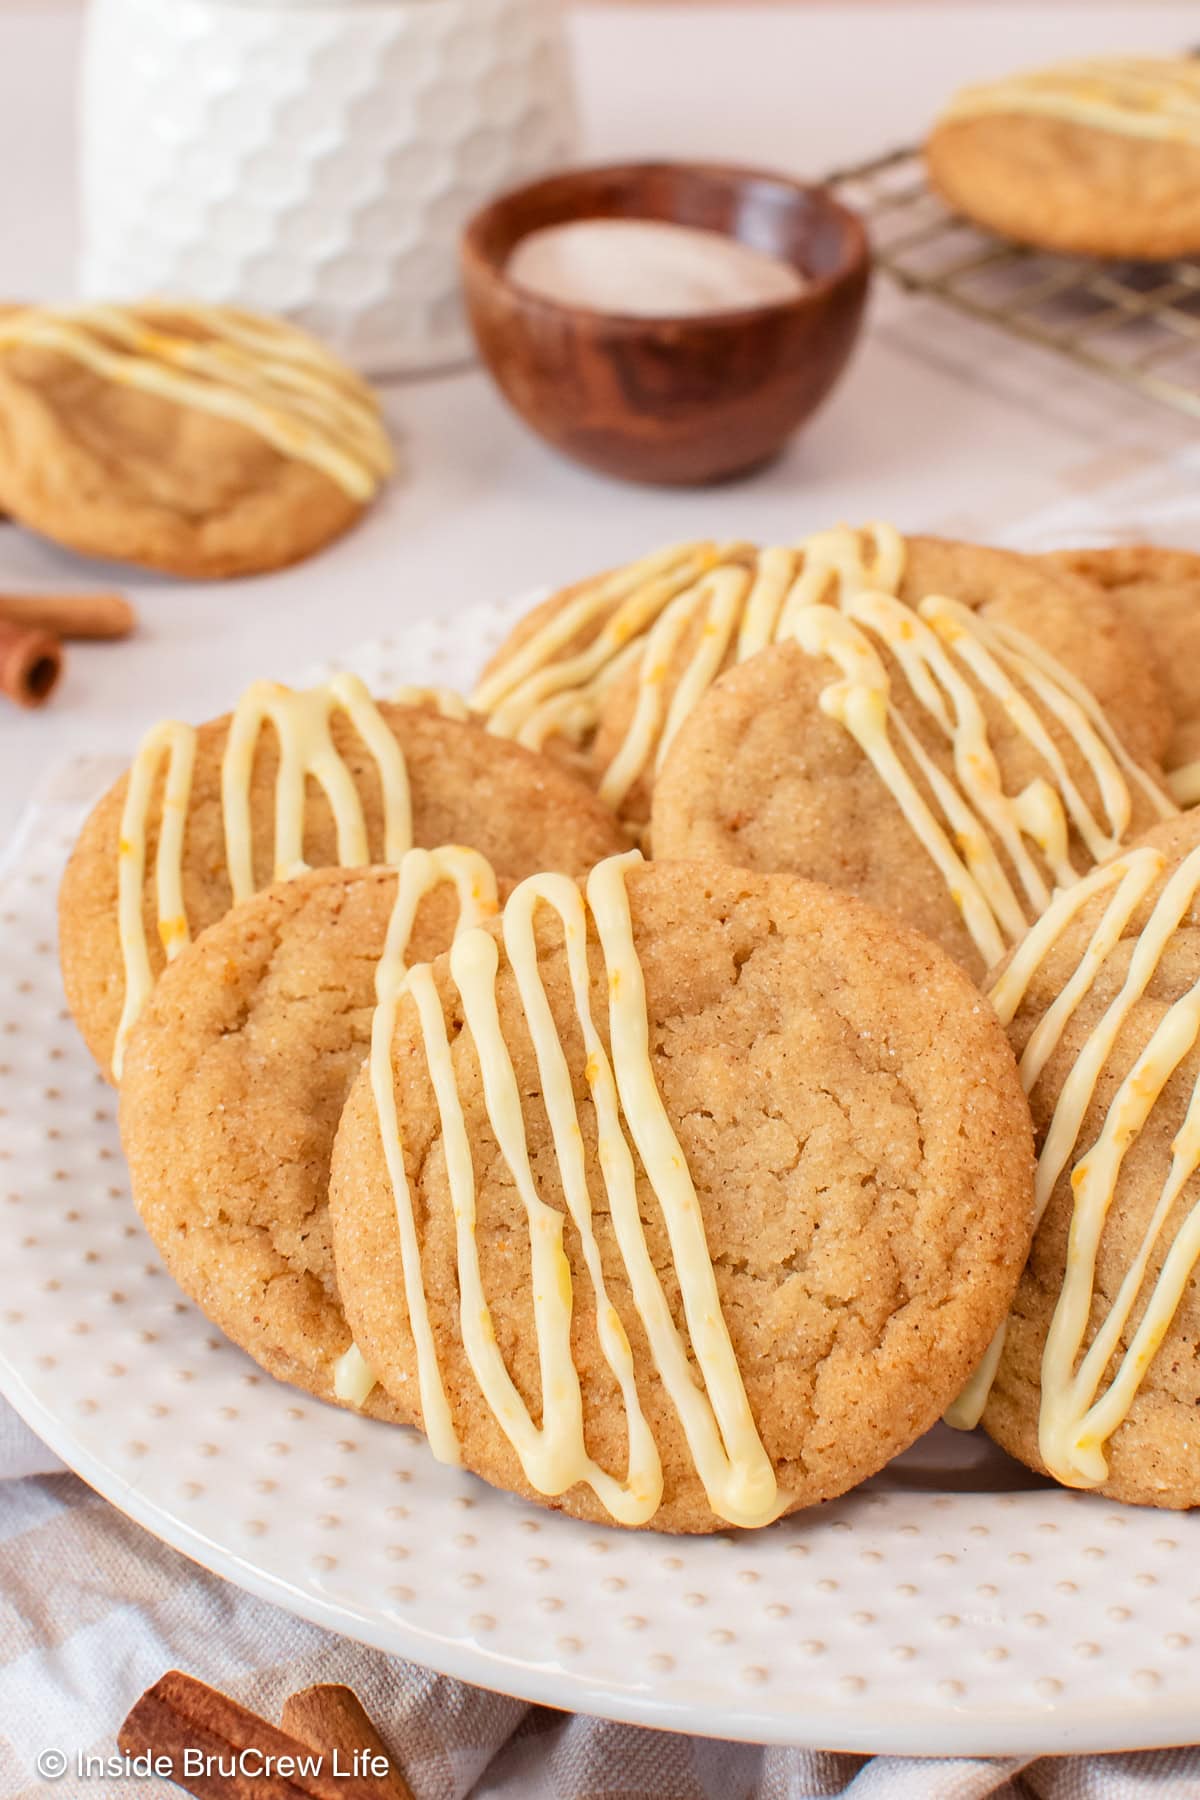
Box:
[460,160,870,485]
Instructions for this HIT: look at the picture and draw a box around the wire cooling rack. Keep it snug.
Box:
[826,146,1200,424]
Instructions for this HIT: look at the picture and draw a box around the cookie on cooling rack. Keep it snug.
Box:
[649,568,1176,982]
[58,676,627,1083]
[329,854,1035,1533]
[473,528,1169,832]
[1045,545,1200,807]
[925,57,1200,259]
[120,857,504,1416]
[0,302,392,577]
[978,810,1200,1508]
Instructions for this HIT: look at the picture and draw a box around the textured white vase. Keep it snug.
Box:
[79,0,578,374]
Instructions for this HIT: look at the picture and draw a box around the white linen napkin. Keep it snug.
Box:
[0,1406,61,1483]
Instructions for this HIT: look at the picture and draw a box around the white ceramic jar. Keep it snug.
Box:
[79,0,577,373]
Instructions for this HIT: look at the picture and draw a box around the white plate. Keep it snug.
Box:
[3,604,1200,1757]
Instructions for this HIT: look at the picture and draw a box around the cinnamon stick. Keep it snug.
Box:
[281,1686,415,1800]
[0,589,134,640]
[0,615,61,708]
[119,1671,394,1800]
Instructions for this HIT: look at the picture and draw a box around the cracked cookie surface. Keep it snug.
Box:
[483,535,1169,834]
[1045,545,1200,793]
[118,866,474,1416]
[649,580,1173,984]
[926,114,1200,259]
[330,861,1034,1531]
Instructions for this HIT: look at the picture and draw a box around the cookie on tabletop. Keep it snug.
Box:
[926,57,1200,259]
[0,301,392,577]
[649,572,1176,983]
[58,675,627,1083]
[976,810,1200,1508]
[330,854,1035,1533]
[119,857,502,1416]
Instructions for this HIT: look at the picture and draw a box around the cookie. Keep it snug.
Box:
[476,528,1169,832]
[1046,545,1200,806]
[330,854,1035,1533]
[120,855,501,1414]
[473,529,904,821]
[650,581,1176,982]
[0,303,392,577]
[471,537,746,786]
[59,675,628,1082]
[971,811,1200,1507]
[926,59,1200,259]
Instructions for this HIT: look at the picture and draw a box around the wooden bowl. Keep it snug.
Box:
[460,160,871,486]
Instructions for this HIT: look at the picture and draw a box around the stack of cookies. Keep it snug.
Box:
[60,523,1200,1529]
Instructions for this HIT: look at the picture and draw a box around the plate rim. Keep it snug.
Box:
[7,1362,1200,1759]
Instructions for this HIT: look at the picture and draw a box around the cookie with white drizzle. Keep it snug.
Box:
[1046,544,1200,809]
[329,854,1034,1533]
[472,537,747,787]
[58,675,627,1083]
[926,58,1200,260]
[120,856,504,1415]
[0,302,392,577]
[651,577,1176,983]
[474,530,1169,832]
[969,810,1200,1507]
[472,529,901,819]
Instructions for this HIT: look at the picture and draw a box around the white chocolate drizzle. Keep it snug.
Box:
[472,525,905,809]
[112,673,412,1078]
[793,592,1175,968]
[941,57,1200,148]
[220,676,412,904]
[368,849,781,1527]
[1168,758,1200,810]
[331,845,503,1412]
[332,1342,377,1408]
[113,719,198,1077]
[0,302,392,500]
[950,840,1200,1486]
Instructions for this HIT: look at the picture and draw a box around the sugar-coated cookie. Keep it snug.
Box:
[1046,545,1200,807]
[975,812,1200,1508]
[0,303,391,577]
[120,859,501,1414]
[330,855,1034,1533]
[926,58,1200,259]
[472,537,747,793]
[650,579,1175,982]
[59,677,627,1082]
[474,528,1169,832]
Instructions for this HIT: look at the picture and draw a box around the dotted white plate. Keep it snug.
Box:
[3,603,1200,1757]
